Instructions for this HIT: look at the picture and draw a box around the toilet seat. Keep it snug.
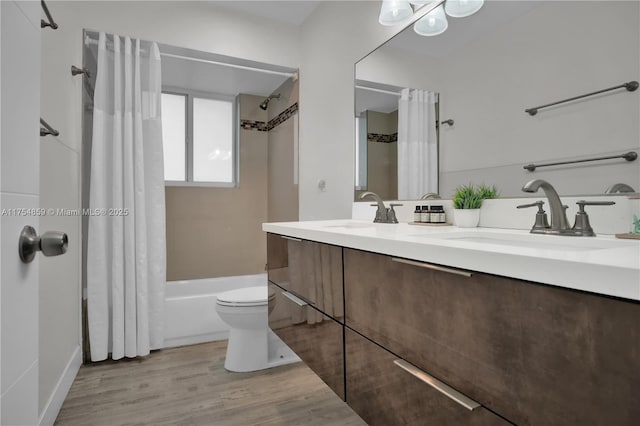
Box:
[216,286,274,307]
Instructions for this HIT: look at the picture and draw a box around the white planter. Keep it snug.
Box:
[454,209,480,228]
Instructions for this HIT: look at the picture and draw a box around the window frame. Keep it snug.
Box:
[354,113,368,191]
[162,87,239,188]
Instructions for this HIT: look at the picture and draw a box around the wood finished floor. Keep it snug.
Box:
[55,341,366,426]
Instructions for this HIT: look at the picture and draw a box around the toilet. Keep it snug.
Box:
[215,286,276,372]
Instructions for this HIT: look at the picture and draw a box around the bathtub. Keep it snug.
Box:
[163,273,267,348]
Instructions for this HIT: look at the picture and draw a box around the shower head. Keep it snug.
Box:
[259,93,281,110]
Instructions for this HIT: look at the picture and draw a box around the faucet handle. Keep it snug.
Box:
[386,205,399,224]
[572,200,616,236]
[517,200,550,232]
[369,204,388,222]
[576,200,616,211]
[387,204,403,224]
[517,200,545,213]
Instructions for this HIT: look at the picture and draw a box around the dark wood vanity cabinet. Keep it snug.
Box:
[346,329,511,426]
[266,232,639,425]
[266,233,344,322]
[343,248,640,426]
[268,282,345,399]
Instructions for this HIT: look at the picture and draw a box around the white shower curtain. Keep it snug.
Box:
[87,32,166,361]
[397,88,438,200]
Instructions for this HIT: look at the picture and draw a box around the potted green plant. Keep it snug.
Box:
[452,184,498,227]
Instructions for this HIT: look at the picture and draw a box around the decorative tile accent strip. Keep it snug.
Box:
[267,102,298,131]
[240,102,298,133]
[368,132,398,143]
[240,119,268,132]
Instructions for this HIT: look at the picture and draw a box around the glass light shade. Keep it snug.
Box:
[379,0,413,26]
[444,0,484,18]
[414,5,448,36]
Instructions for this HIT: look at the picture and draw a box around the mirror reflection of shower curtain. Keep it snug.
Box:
[397,89,438,200]
[87,32,166,361]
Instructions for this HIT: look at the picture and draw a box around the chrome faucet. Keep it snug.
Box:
[604,183,636,194]
[359,191,401,223]
[522,179,569,232]
[420,192,441,200]
[520,179,615,236]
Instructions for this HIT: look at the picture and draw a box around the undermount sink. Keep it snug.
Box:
[412,231,633,252]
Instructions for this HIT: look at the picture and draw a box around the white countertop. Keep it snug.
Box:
[263,220,640,301]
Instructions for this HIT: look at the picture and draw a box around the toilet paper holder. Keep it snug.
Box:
[19,225,68,263]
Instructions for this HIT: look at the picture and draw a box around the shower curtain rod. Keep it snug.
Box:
[84,35,295,78]
[40,0,58,29]
[40,118,59,137]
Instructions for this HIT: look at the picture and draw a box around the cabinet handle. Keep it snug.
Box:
[281,291,308,307]
[281,235,302,242]
[393,359,480,411]
[391,258,472,278]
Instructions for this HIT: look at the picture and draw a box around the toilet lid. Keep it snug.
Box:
[216,286,274,307]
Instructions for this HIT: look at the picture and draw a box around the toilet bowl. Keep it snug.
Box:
[215,286,276,372]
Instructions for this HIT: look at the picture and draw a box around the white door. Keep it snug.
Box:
[1,1,42,424]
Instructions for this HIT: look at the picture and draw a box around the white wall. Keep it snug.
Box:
[1,1,41,423]
[297,0,402,220]
[357,47,442,92]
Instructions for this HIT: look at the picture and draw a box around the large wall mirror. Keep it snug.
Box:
[354,1,640,201]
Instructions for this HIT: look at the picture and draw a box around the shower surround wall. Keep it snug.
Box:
[268,78,299,223]
[166,87,300,281]
[165,94,268,281]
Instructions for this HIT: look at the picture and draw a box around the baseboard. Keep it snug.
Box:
[162,330,229,349]
[38,345,82,426]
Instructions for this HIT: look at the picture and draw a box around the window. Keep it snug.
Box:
[161,90,238,186]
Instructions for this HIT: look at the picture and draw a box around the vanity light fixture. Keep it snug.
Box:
[379,0,485,37]
[444,0,484,18]
[414,4,448,36]
[379,0,414,26]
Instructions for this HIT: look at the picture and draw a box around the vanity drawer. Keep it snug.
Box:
[268,282,344,400]
[345,329,511,426]
[344,248,640,426]
[267,233,343,322]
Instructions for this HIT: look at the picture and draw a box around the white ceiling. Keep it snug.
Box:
[211,1,322,26]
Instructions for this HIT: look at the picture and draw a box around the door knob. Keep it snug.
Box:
[19,225,68,263]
